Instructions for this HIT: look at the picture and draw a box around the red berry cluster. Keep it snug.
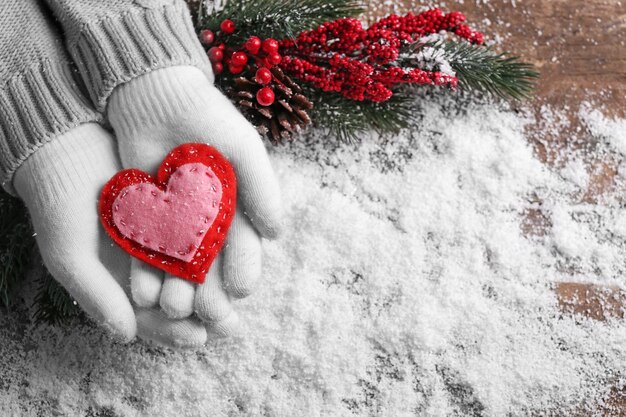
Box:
[278,9,482,102]
[200,20,283,106]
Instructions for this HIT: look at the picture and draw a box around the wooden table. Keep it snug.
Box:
[367,1,626,414]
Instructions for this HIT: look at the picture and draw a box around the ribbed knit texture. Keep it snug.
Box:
[44,0,213,112]
[0,0,101,194]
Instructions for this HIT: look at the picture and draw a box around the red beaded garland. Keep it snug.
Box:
[256,87,275,106]
[267,52,282,65]
[212,62,223,75]
[200,29,215,45]
[220,19,236,34]
[255,67,272,84]
[208,47,223,63]
[245,36,262,54]
[228,62,245,74]
[200,10,484,103]
[231,51,248,67]
[262,38,279,54]
[277,9,483,102]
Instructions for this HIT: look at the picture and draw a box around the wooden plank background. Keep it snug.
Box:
[366,1,626,414]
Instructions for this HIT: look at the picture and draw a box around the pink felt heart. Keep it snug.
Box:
[112,162,222,263]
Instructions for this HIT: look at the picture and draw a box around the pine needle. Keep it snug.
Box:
[31,273,80,325]
[0,190,34,307]
[309,89,418,142]
[198,0,364,42]
[443,41,538,100]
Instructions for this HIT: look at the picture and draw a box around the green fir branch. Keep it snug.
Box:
[0,189,79,325]
[442,41,538,100]
[198,0,364,42]
[31,273,81,325]
[309,89,418,142]
[0,190,35,308]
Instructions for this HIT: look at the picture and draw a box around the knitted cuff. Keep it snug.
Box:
[69,1,212,113]
[13,123,118,208]
[108,66,214,139]
[0,59,102,194]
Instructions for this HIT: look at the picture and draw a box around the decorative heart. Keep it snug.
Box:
[99,144,236,283]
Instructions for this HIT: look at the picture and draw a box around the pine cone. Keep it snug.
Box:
[228,67,314,144]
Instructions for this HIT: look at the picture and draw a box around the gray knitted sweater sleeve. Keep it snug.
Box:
[43,0,212,112]
[0,0,211,192]
[0,0,101,192]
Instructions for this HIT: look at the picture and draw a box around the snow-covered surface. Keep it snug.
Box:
[1,97,625,416]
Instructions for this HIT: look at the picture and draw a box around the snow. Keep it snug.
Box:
[1,96,625,416]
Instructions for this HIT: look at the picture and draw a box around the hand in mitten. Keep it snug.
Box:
[14,123,207,348]
[108,66,282,335]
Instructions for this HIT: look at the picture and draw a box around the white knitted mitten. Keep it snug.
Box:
[108,66,282,336]
[14,123,207,348]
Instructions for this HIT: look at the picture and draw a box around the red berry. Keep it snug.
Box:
[231,51,248,67]
[212,62,223,75]
[256,87,275,106]
[255,67,272,84]
[220,19,236,34]
[208,47,223,63]
[217,43,225,49]
[228,62,244,74]
[199,29,214,45]
[245,36,262,54]
[262,38,279,54]
[268,52,282,65]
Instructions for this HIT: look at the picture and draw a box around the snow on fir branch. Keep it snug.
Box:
[413,41,539,100]
[195,4,535,143]
[196,0,365,43]
[444,42,538,100]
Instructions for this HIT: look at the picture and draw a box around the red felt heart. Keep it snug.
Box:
[99,143,236,283]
